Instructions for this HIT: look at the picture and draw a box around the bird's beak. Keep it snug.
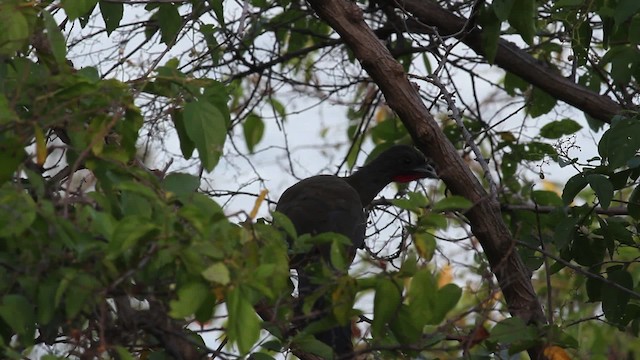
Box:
[412,163,438,179]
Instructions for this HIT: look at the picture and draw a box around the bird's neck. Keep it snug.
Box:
[344,167,391,207]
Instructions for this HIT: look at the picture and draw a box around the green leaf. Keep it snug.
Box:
[41,356,66,360]
[243,113,265,153]
[431,283,462,324]
[55,269,76,308]
[480,4,501,63]
[603,220,634,246]
[0,184,36,237]
[0,5,29,55]
[272,211,297,240]
[417,212,447,230]
[200,24,221,64]
[107,216,157,259]
[194,290,217,324]
[227,286,261,354]
[492,0,515,21]
[0,95,18,124]
[61,0,98,20]
[99,1,123,35]
[508,0,535,44]
[183,100,227,172]
[527,87,557,118]
[250,354,276,360]
[630,15,640,45]
[77,66,100,82]
[269,98,287,121]
[169,282,210,318]
[398,253,418,276]
[432,196,472,212]
[0,295,35,345]
[598,117,640,169]
[292,335,334,359]
[42,11,67,66]
[329,238,349,272]
[407,268,437,328]
[346,137,363,169]
[521,141,557,161]
[65,273,99,318]
[531,190,563,206]
[208,0,225,27]
[553,0,585,6]
[391,191,428,212]
[162,172,200,196]
[609,169,630,189]
[157,4,182,44]
[501,152,519,181]
[120,193,151,219]
[115,180,159,200]
[371,118,407,143]
[587,174,614,209]
[201,262,231,285]
[489,317,537,344]
[171,109,196,159]
[115,347,135,360]
[572,232,606,266]
[605,46,638,85]
[602,266,633,325]
[372,278,402,338]
[177,192,225,233]
[586,275,603,302]
[504,72,528,96]
[628,185,640,219]
[562,173,588,205]
[390,304,422,343]
[614,0,640,25]
[202,80,231,124]
[539,119,582,139]
[331,276,356,325]
[37,280,59,324]
[553,217,577,250]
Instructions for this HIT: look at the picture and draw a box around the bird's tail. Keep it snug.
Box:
[297,269,353,359]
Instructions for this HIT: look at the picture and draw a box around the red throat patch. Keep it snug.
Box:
[393,174,424,183]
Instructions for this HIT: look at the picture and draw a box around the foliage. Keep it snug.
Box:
[0,0,639,359]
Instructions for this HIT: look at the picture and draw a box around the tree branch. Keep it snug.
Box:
[395,0,624,124]
[305,1,547,359]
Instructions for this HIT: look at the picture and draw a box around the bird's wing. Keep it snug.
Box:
[275,175,366,255]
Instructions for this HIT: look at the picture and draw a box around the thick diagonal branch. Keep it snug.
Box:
[397,0,623,124]
[306,0,546,359]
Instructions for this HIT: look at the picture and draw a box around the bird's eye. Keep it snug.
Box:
[402,157,412,165]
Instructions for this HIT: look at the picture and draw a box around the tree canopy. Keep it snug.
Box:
[0,0,639,359]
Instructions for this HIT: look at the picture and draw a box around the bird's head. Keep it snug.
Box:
[365,144,438,183]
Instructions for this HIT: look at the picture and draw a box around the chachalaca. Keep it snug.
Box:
[276,144,437,359]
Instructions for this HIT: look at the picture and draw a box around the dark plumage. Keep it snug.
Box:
[276,145,437,359]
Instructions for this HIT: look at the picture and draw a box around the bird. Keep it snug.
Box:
[275,144,438,359]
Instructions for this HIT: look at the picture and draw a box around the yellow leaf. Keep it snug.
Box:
[498,131,516,142]
[413,232,435,261]
[375,106,389,123]
[543,345,571,360]
[541,180,561,195]
[34,124,47,166]
[438,264,453,288]
[248,189,268,220]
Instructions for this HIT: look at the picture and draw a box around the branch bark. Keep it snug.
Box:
[396,0,623,124]
[306,0,547,359]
